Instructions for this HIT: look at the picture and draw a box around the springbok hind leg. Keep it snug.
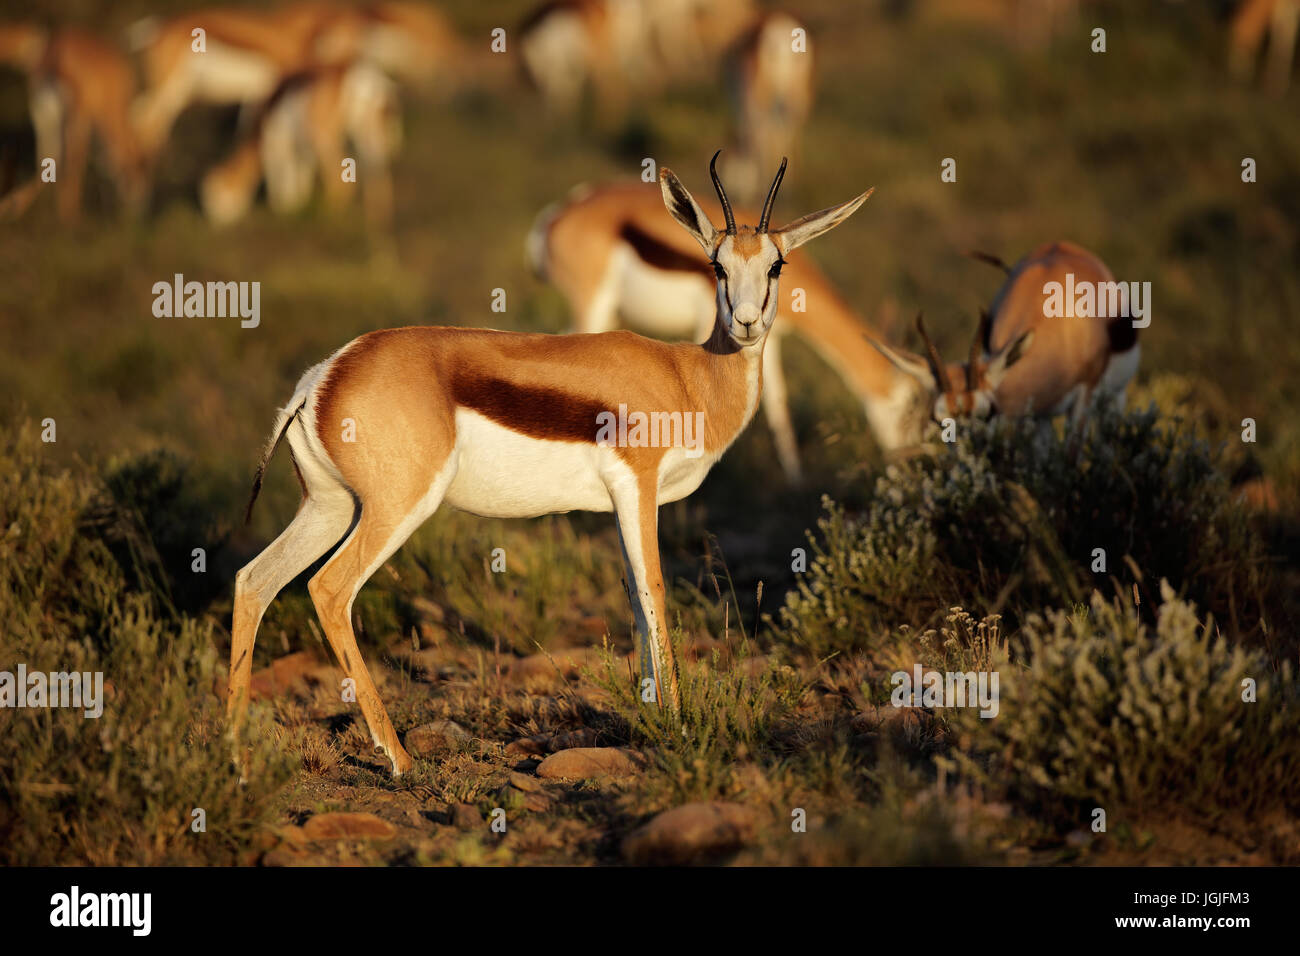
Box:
[228,455,355,734]
[306,462,457,775]
[760,332,803,484]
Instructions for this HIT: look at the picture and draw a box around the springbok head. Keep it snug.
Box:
[659,150,872,348]
[871,312,1035,425]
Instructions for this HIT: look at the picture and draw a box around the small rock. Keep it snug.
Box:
[452,803,481,829]
[622,802,756,865]
[301,812,397,841]
[405,719,470,757]
[508,771,543,793]
[536,747,646,780]
[505,733,550,757]
[549,727,599,750]
[524,792,552,813]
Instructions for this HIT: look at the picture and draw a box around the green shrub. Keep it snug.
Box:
[778,404,1274,660]
[940,583,1300,825]
[0,421,291,864]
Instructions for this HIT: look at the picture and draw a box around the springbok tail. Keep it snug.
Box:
[243,393,307,525]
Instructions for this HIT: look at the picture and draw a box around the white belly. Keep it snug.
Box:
[617,246,716,341]
[443,409,614,518]
[192,43,281,103]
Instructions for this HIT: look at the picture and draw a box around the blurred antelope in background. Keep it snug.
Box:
[230,154,870,773]
[528,175,912,483]
[721,10,814,205]
[869,242,1140,435]
[0,23,146,221]
[1229,0,1298,92]
[200,60,401,228]
[130,1,465,162]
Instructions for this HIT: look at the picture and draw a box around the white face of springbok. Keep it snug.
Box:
[659,151,872,348]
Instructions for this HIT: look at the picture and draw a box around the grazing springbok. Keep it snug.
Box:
[129,1,458,161]
[1229,0,1298,92]
[869,241,1140,433]
[517,0,653,114]
[0,23,146,221]
[722,10,814,206]
[128,2,344,159]
[527,179,904,481]
[200,61,401,228]
[230,153,870,773]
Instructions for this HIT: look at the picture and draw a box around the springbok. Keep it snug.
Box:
[200,60,401,228]
[129,1,459,162]
[0,23,145,221]
[1229,0,1298,92]
[517,0,653,114]
[869,241,1140,433]
[128,2,344,160]
[230,153,870,773]
[527,178,907,481]
[722,10,814,206]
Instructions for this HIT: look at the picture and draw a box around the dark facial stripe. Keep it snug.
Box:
[452,371,610,443]
[619,222,713,277]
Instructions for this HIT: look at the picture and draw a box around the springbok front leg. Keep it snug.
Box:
[609,474,680,712]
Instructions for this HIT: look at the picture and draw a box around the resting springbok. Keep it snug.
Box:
[722,10,814,206]
[869,241,1140,432]
[200,61,401,228]
[231,153,870,773]
[528,178,906,481]
[0,24,146,221]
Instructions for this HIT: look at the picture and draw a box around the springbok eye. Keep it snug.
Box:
[712,260,726,281]
[768,259,784,280]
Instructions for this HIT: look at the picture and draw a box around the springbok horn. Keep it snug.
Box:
[915,312,953,395]
[758,156,788,232]
[968,309,991,391]
[709,150,736,235]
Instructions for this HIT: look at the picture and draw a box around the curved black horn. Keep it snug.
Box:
[915,312,953,395]
[967,309,991,391]
[709,150,736,235]
[758,156,788,232]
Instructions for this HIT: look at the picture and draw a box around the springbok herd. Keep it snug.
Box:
[0,1,1287,773]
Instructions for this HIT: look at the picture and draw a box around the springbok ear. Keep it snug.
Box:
[984,330,1035,387]
[866,334,937,390]
[659,168,719,257]
[772,187,874,253]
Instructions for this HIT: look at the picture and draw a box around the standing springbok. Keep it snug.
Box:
[231,153,870,774]
[527,179,907,481]
[722,10,814,206]
[868,241,1140,433]
[0,24,146,221]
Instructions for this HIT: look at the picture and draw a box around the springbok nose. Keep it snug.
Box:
[733,302,760,330]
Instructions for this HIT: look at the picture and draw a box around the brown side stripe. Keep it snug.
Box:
[619,222,713,277]
[451,371,612,444]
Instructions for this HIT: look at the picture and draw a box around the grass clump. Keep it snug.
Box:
[779,404,1276,661]
[0,420,292,865]
[941,583,1300,827]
